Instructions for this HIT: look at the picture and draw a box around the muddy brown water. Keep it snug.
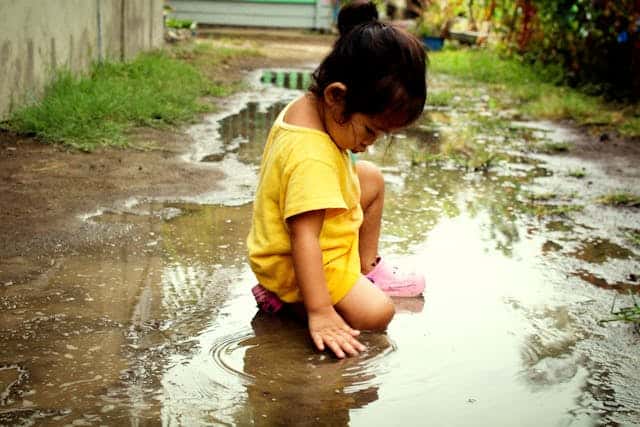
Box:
[1,70,639,426]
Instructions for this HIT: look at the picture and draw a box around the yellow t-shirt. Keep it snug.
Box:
[247,101,363,304]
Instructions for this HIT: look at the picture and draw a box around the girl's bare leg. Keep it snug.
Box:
[335,276,395,331]
[356,160,384,274]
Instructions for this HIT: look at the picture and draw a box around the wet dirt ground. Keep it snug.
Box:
[1,32,640,426]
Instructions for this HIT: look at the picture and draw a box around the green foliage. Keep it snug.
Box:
[7,52,217,151]
[166,18,195,30]
[427,90,455,106]
[430,49,639,136]
[620,117,640,138]
[487,0,638,100]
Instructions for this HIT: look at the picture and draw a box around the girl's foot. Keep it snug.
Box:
[365,257,425,297]
[252,284,284,314]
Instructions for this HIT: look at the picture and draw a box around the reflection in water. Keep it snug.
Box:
[233,312,392,426]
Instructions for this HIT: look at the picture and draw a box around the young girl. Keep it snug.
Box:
[247,1,427,359]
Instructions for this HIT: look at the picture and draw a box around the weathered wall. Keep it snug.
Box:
[0,0,164,120]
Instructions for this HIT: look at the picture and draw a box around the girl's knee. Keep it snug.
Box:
[356,298,395,331]
[356,160,384,190]
[356,160,384,208]
[336,276,396,331]
[344,294,395,331]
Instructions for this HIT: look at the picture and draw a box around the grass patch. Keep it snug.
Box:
[538,141,572,154]
[620,117,640,138]
[524,203,584,217]
[568,168,586,178]
[4,46,249,151]
[625,229,640,246]
[427,90,455,107]
[597,193,640,207]
[430,49,639,137]
[411,151,445,166]
[525,192,556,201]
[439,132,503,171]
[171,40,261,75]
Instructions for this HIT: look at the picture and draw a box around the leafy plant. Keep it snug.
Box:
[486,0,639,100]
[415,0,464,37]
[166,18,196,30]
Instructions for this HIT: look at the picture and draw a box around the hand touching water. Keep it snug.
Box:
[287,210,366,358]
[308,306,366,358]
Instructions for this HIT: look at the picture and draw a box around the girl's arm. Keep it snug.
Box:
[288,209,366,358]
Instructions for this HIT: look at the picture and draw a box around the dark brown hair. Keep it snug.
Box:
[310,1,427,127]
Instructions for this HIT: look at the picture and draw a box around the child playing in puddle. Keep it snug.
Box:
[247,1,427,358]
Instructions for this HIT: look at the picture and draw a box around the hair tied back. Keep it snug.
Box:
[337,1,379,37]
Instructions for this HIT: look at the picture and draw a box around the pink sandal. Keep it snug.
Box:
[252,284,284,314]
[365,257,425,297]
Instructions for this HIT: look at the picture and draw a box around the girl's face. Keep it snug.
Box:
[327,112,395,153]
[320,82,404,153]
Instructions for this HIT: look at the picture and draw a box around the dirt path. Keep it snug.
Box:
[0,30,331,282]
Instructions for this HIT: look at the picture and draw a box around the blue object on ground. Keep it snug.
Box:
[423,36,444,51]
[617,31,629,43]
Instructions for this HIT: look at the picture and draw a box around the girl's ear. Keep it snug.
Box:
[323,82,347,108]
[323,82,348,123]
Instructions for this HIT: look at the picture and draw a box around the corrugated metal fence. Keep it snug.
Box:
[169,0,336,30]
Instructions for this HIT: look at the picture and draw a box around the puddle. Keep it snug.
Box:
[1,71,640,425]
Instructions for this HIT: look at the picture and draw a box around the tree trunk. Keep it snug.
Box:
[468,0,477,31]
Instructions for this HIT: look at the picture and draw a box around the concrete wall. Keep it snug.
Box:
[0,0,164,120]
[169,0,335,30]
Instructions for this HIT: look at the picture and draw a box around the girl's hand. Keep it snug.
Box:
[307,306,366,358]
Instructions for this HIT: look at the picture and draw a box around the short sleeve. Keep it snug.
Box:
[283,159,347,220]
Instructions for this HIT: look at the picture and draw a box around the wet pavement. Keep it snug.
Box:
[1,69,639,426]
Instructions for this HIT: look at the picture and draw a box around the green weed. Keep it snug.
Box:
[599,292,640,334]
[568,169,586,178]
[625,229,640,246]
[620,117,640,138]
[526,204,584,217]
[411,151,444,166]
[166,18,194,29]
[597,193,640,207]
[525,192,556,201]
[427,90,455,107]
[538,142,572,153]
